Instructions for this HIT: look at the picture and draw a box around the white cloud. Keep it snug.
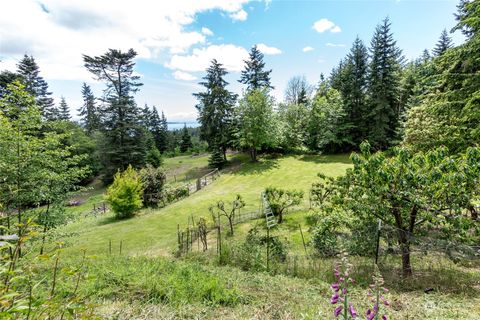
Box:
[173,70,197,81]
[302,46,314,52]
[326,43,346,47]
[229,9,248,21]
[312,18,341,33]
[201,27,213,36]
[167,44,249,73]
[331,25,342,33]
[257,43,282,55]
[0,0,252,80]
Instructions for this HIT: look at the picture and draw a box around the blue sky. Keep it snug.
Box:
[0,0,464,124]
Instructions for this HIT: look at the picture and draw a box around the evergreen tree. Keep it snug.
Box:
[141,104,153,130]
[16,54,55,118]
[433,29,453,56]
[194,59,237,160]
[83,49,146,183]
[58,96,70,121]
[367,17,403,149]
[330,37,369,149]
[180,124,193,153]
[208,145,226,169]
[149,107,168,153]
[452,0,480,38]
[0,70,21,98]
[78,82,99,134]
[239,45,274,91]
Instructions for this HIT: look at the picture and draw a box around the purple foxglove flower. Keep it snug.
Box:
[334,306,343,317]
[349,303,358,318]
[342,288,347,295]
[331,283,340,292]
[383,300,390,306]
[366,310,375,320]
[383,288,389,293]
[382,315,388,320]
[330,294,339,304]
[374,304,379,312]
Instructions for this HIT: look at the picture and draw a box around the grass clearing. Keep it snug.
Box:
[52,153,351,257]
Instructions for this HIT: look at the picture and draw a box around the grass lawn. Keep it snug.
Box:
[40,152,480,319]
[52,153,351,257]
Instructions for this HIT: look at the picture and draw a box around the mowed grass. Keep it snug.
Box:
[52,153,351,257]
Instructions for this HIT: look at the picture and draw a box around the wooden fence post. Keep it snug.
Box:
[119,240,123,255]
[266,227,270,272]
[299,224,308,256]
[375,219,382,264]
[109,239,112,255]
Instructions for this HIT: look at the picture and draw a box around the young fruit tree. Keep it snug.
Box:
[209,194,245,236]
[265,187,304,223]
[325,142,480,277]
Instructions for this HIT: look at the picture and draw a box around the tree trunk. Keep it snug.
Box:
[222,147,227,161]
[250,148,257,162]
[469,205,478,221]
[228,218,234,236]
[277,210,283,224]
[398,229,412,277]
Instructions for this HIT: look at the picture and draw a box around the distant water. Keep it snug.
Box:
[167,121,199,130]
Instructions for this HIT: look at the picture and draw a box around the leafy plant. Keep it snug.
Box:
[139,165,166,207]
[265,187,303,223]
[105,165,143,219]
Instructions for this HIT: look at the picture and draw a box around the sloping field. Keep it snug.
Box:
[55,154,351,257]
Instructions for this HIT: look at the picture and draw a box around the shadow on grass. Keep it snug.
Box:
[229,158,280,176]
[352,254,480,296]
[297,153,352,165]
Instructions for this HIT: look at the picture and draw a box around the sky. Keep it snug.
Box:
[0,0,465,124]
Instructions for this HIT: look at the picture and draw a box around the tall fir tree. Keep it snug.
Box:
[239,45,273,91]
[141,104,153,130]
[194,59,237,160]
[58,96,71,121]
[330,37,369,149]
[180,124,193,153]
[16,54,56,118]
[149,107,168,153]
[83,49,146,183]
[432,29,453,56]
[367,17,403,149]
[78,82,99,134]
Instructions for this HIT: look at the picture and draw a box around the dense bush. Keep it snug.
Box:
[105,165,143,219]
[139,165,166,207]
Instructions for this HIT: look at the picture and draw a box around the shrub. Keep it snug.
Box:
[105,165,143,219]
[145,147,163,168]
[265,187,303,223]
[209,147,226,169]
[139,165,167,207]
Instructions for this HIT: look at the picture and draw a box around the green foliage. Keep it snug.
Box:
[277,102,309,151]
[239,45,273,91]
[209,194,245,236]
[208,146,226,169]
[367,17,404,149]
[106,165,143,219]
[78,82,100,134]
[81,256,242,306]
[403,29,480,153]
[317,141,480,276]
[16,54,55,118]
[83,49,146,184]
[265,187,303,223]
[145,146,163,168]
[180,124,193,153]
[307,85,347,152]
[194,59,237,159]
[236,89,277,161]
[139,165,166,207]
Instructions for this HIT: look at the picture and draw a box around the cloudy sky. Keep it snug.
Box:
[0,0,464,123]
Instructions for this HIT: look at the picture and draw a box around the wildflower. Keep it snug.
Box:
[334,306,343,317]
[331,283,340,292]
[330,294,339,304]
[349,303,358,318]
[382,315,388,320]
